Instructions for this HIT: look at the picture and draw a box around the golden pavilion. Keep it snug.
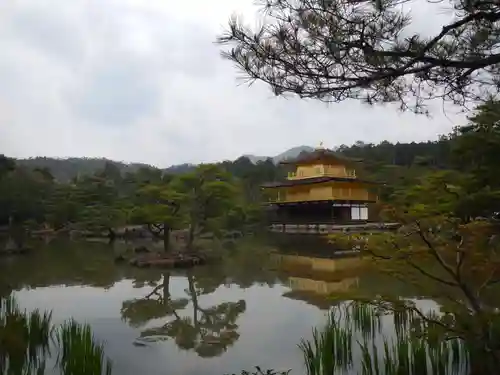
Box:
[261,144,378,223]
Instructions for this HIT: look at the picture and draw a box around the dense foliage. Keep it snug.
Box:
[0,155,282,250]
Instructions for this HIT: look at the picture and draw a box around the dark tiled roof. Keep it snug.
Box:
[280,148,362,165]
[261,176,378,188]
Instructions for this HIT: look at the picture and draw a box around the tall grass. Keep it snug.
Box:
[56,320,112,375]
[0,295,53,374]
[0,295,113,375]
[299,302,469,375]
[299,314,353,375]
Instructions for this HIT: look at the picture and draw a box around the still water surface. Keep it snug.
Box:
[0,237,417,375]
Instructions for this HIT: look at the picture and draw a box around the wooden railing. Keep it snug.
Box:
[268,222,401,234]
[268,190,377,203]
[287,169,356,180]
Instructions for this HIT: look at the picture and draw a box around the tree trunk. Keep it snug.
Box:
[163,222,170,252]
[107,227,116,242]
[162,272,171,300]
[187,223,195,251]
[11,223,25,250]
[187,273,199,328]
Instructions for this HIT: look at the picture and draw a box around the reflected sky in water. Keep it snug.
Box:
[1,237,425,375]
[14,279,326,375]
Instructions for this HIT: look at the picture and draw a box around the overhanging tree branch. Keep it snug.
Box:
[218,0,500,113]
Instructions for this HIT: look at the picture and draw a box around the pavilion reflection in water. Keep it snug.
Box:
[269,235,366,309]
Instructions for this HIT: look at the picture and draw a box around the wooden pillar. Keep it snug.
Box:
[277,205,283,224]
[280,204,288,224]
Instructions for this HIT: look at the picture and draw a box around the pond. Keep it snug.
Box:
[0,236,424,375]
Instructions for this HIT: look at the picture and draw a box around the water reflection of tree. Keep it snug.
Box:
[0,240,121,294]
[120,242,279,358]
[121,272,188,327]
[0,239,169,294]
[121,271,246,358]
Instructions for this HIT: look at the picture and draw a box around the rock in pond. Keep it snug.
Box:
[114,254,127,263]
[0,247,32,256]
[134,246,150,254]
[130,253,208,269]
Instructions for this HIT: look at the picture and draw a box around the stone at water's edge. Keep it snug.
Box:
[114,254,127,263]
[1,238,32,256]
[0,248,32,256]
[129,252,208,269]
[134,246,150,254]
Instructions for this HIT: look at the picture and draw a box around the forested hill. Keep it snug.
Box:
[338,139,451,168]
[16,158,156,183]
[15,138,452,183]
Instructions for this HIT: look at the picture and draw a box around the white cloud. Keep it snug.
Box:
[0,0,465,167]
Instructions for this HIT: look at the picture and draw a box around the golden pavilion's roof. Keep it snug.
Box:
[279,148,362,165]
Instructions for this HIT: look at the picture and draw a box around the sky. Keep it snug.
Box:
[0,0,466,168]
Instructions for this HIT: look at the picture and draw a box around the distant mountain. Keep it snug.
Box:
[11,145,317,182]
[243,145,314,164]
[164,163,196,174]
[272,146,314,163]
[241,154,268,164]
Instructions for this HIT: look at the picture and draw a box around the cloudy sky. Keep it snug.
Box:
[0,0,465,167]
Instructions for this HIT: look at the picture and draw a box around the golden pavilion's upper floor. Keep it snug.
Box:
[261,147,379,223]
[262,147,378,204]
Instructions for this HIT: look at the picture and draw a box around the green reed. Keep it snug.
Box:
[56,320,112,375]
[299,313,353,375]
[0,295,53,374]
[299,302,470,375]
[1,295,113,375]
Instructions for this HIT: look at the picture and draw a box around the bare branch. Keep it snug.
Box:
[406,258,460,287]
[415,221,458,278]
